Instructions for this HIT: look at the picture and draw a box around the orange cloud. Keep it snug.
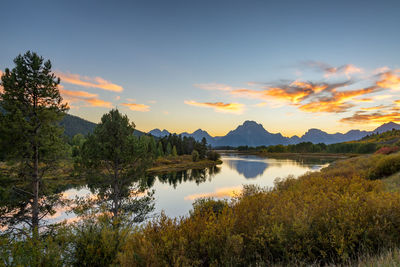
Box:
[121,103,150,112]
[57,72,123,92]
[184,186,242,200]
[376,71,400,91]
[360,105,390,111]
[341,111,400,124]
[232,81,348,105]
[395,100,400,105]
[60,87,112,108]
[231,80,369,113]
[184,100,244,114]
[299,86,379,113]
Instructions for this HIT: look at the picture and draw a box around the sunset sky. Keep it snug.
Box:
[1,0,400,137]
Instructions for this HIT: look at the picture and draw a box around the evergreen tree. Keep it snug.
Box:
[157,142,164,157]
[149,136,157,157]
[166,142,172,156]
[80,109,154,224]
[0,51,68,237]
[172,145,178,157]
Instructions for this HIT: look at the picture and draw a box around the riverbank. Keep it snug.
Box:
[147,155,222,174]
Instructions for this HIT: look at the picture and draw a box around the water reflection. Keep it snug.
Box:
[154,166,221,188]
[225,159,268,179]
[223,154,336,179]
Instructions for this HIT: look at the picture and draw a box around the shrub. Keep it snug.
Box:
[375,146,400,155]
[119,173,400,265]
[206,151,221,161]
[369,153,400,179]
[191,150,199,162]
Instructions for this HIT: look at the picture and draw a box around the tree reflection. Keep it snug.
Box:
[156,166,221,188]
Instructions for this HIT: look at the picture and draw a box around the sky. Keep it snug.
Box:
[1,0,400,137]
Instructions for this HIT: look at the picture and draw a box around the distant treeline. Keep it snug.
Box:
[150,134,209,159]
[237,141,378,154]
[68,132,210,160]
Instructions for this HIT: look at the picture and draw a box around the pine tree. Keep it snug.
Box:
[172,145,178,157]
[0,51,68,237]
[166,142,172,156]
[157,142,164,157]
[80,109,154,224]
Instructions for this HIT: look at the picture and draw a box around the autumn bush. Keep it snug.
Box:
[369,153,400,180]
[118,174,400,266]
[375,146,400,155]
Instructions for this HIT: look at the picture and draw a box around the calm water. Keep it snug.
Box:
[52,153,335,224]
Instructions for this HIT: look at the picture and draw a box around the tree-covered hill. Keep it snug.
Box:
[60,114,145,138]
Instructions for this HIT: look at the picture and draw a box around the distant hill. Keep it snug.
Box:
[149,121,400,147]
[60,114,97,137]
[60,114,145,138]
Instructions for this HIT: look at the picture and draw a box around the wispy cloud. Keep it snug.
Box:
[60,87,112,108]
[230,80,373,113]
[376,70,400,91]
[57,72,123,92]
[340,110,400,124]
[303,61,363,78]
[121,103,150,112]
[298,86,380,113]
[360,105,390,111]
[184,100,244,114]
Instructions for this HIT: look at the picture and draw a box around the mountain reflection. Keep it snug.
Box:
[225,159,268,179]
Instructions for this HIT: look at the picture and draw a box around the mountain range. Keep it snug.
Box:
[149,121,400,147]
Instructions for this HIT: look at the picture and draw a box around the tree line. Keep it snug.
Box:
[237,141,378,154]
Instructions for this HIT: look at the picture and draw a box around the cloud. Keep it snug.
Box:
[376,70,400,91]
[148,100,157,104]
[184,100,244,114]
[298,86,380,113]
[340,110,400,124]
[194,83,233,91]
[231,80,372,113]
[232,81,349,104]
[303,61,363,78]
[57,72,123,92]
[373,66,391,75]
[360,105,390,111]
[60,87,112,108]
[184,186,242,200]
[121,103,150,112]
